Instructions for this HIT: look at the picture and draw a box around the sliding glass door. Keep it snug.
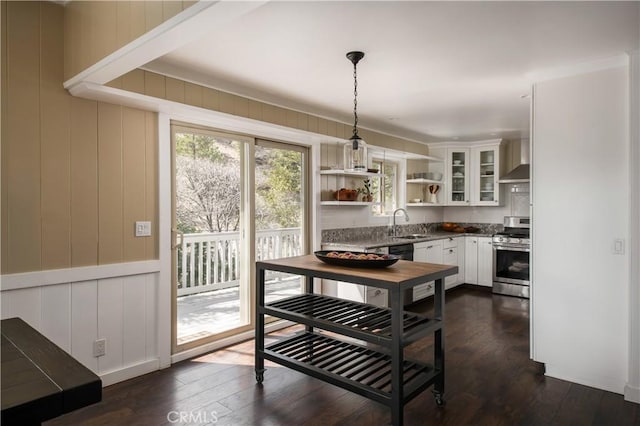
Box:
[255,140,308,312]
[171,124,308,353]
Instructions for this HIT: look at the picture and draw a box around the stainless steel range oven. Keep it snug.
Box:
[493,216,530,298]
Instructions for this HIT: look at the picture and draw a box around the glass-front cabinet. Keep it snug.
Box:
[447,149,470,205]
[430,140,505,206]
[473,147,500,206]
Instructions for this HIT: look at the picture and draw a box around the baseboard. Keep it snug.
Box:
[100,359,160,387]
[625,383,640,404]
[545,364,625,396]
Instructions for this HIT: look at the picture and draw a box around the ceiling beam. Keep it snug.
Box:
[63,1,268,91]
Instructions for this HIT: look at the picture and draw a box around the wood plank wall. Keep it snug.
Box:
[1,2,158,274]
[3,2,522,274]
[108,69,431,156]
[63,0,196,80]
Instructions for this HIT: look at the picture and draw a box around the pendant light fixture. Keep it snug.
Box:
[343,51,368,172]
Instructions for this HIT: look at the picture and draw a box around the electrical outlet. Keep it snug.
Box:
[93,338,106,357]
[613,238,625,255]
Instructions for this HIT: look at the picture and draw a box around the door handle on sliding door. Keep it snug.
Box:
[172,229,184,250]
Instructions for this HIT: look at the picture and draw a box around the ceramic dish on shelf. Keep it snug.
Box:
[314,251,400,268]
[453,172,464,177]
[453,160,462,165]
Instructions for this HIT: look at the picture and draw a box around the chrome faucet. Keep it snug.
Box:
[392,208,410,237]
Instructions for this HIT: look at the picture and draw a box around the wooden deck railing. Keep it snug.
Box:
[177,228,302,296]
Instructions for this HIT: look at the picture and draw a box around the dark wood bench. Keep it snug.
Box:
[1,317,102,425]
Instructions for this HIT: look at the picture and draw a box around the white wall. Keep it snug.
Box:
[532,63,630,394]
[320,183,527,229]
[0,261,161,386]
[444,183,530,223]
[321,205,444,230]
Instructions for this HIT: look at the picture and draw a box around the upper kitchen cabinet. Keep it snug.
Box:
[473,146,501,206]
[429,140,506,206]
[446,148,471,206]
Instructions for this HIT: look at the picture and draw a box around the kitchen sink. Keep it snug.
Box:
[397,234,429,240]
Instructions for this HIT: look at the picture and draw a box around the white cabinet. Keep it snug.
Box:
[446,149,471,205]
[477,237,493,287]
[465,237,479,284]
[464,236,493,287]
[414,240,443,263]
[442,246,457,288]
[472,147,500,206]
[338,283,388,307]
[442,237,464,288]
[456,238,465,285]
[429,140,506,206]
[413,240,443,301]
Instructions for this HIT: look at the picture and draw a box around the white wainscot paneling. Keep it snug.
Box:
[1,286,42,330]
[41,284,72,354]
[1,261,161,386]
[98,277,125,374]
[72,280,99,372]
[122,274,149,366]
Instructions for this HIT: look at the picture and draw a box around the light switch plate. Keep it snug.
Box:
[135,221,152,237]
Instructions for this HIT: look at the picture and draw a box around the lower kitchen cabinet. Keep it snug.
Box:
[465,236,493,287]
[477,237,493,286]
[465,237,479,284]
[337,282,388,307]
[443,245,457,288]
[413,240,443,301]
[442,237,466,289]
[414,237,467,301]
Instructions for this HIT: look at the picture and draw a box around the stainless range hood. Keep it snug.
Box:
[499,139,530,183]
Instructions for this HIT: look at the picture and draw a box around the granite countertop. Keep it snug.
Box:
[322,231,494,250]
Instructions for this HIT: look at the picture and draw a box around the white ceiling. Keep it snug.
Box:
[145,1,639,144]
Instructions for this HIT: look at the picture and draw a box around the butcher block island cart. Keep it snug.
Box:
[255,254,458,426]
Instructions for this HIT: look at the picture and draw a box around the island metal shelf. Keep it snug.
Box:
[265,293,442,346]
[263,331,439,407]
[255,255,458,426]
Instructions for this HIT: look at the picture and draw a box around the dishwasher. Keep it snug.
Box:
[388,244,415,305]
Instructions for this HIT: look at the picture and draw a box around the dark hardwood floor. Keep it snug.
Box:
[45,287,639,426]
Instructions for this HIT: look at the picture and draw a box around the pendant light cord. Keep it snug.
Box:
[353,60,359,139]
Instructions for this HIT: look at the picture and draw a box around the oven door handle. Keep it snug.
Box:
[493,245,530,252]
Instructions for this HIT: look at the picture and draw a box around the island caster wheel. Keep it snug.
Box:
[433,391,445,406]
[255,370,264,384]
